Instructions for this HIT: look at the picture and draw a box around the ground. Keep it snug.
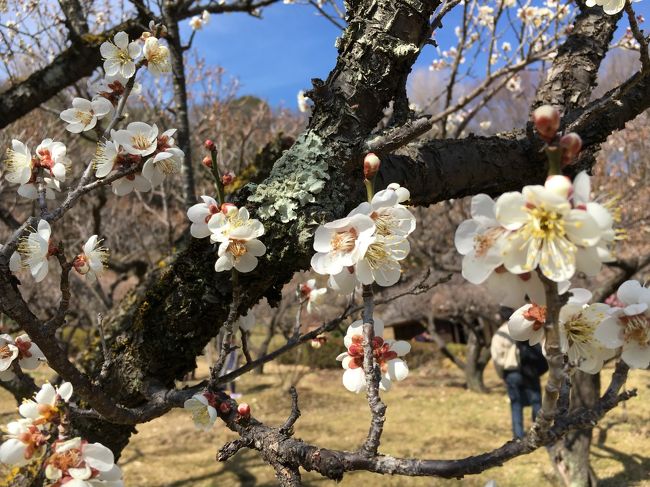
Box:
[0,356,648,486]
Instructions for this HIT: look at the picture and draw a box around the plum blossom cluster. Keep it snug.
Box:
[187,199,266,273]
[100,29,170,78]
[95,122,183,196]
[3,138,70,200]
[507,281,650,372]
[311,156,416,292]
[0,382,124,486]
[455,106,617,309]
[336,319,410,393]
[9,219,110,283]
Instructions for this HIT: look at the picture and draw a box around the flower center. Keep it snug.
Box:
[117,48,132,63]
[227,240,248,258]
[155,156,178,175]
[75,110,94,126]
[48,448,84,472]
[0,344,15,359]
[526,205,566,240]
[331,228,358,253]
[564,312,594,344]
[17,426,46,460]
[371,211,396,237]
[5,148,31,172]
[364,241,390,269]
[346,335,398,371]
[131,134,151,151]
[474,227,502,258]
[620,313,650,347]
[523,303,547,331]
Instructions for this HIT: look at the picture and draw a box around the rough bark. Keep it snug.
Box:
[464,331,491,393]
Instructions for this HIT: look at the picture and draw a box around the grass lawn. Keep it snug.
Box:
[0,358,648,486]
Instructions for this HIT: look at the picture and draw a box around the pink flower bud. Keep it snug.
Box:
[72,255,89,275]
[202,156,212,168]
[204,139,216,151]
[363,153,381,179]
[532,105,561,142]
[219,402,231,414]
[221,172,235,185]
[559,132,582,166]
[237,403,250,417]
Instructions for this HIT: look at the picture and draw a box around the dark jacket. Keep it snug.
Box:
[517,341,548,381]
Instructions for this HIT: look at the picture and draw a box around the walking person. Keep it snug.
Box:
[491,307,548,439]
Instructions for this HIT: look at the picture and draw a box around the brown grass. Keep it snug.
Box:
[0,359,648,486]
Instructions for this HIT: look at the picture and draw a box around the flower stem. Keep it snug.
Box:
[545,146,562,176]
[364,178,374,203]
[209,148,226,206]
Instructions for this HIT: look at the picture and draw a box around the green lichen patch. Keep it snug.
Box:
[248,131,331,223]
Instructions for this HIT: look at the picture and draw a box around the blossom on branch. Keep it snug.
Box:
[100,31,141,79]
[0,420,48,466]
[184,392,218,431]
[299,279,327,313]
[595,280,650,369]
[336,319,410,392]
[559,289,615,373]
[44,437,121,486]
[59,97,113,133]
[507,302,547,346]
[585,0,625,15]
[10,219,56,282]
[208,207,266,273]
[0,333,45,381]
[73,235,110,282]
[19,382,73,425]
[143,37,171,75]
[187,195,221,238]
[496,176,601,282]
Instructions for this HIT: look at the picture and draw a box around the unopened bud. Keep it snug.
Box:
[221,203,237,216]
[237,403,250,417]
[219,402,231,414]
[545,175,572,199]
[204,139,216,152]
[72,255,89,275]
[221,172,235,185]
[363,153,381,179]
[532,105,561,142]
[559,132,582,166]
[202,156,212,168]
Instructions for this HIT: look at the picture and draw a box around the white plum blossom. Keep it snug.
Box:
[143,37,171,75]
[585,0,625,14]
[595,280,650,369]
[348,183,415,239]
[356,236,410,286]
[19,382,73,425]
[299,279,327,313]
[44,437,119,486]
[496,176,602,282]
[485,267,570,307]
[0,333,45,381]
[12,219,54,282]
[455,194,509,284]
[142,147,184,186]
[100,31,141,78]
[0,420,48,466]
[187,196,221,238]
[208,207,266,273]
[35,138,69,182]
[189,10,210,30]
[4,139,33,185]
[311,214,375,276]
[336,319,410,392]
[112,122,158,156]
[507,302,547,346]
[73,236,109,282]
[183,392,218,431]
[60,97,113,133]
[558,289,616,374]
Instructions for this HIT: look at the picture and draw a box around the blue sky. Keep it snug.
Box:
[182,2,648,110]
[182,2,440,108]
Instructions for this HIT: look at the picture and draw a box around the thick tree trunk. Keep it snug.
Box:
[549,372,600,486]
